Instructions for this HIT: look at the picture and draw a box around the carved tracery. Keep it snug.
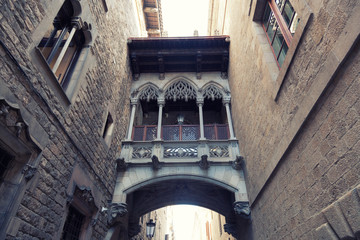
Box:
[203,85,223,101]
[165,80,197,102]
[138,85,159,102]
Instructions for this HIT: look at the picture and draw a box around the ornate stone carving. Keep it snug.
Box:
[224,223,237,237]
[199,154,210,170]
[196,97,204,106]
[165,80,197,102]
[138,85,159,102]
[108,202,128,226]
[74,186,95,205]
[232,155,244,170]
[116,158,127,172]
[209,145,229,158]
[15,121,25,137]
[151,155,161,170]
[163,146,198,158]
[203,85,223,101]
[132,147,152,158]
[0,103,10,116]
[157,97,165,106]
[233,201,251,219]
[130,98,138,105]
[222,96,231,105]
[22,164,37,181]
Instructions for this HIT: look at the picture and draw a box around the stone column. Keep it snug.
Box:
[223,97,236,139]
[52,18,81,73]
[156,98,165,140]
[126,98,138,140]
[197,98,205,140]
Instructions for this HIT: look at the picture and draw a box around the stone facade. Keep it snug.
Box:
[0,0,140,239]
[209,0,360,239]
[1,0,359,239]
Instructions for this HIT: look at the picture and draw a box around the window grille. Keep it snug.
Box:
[61,205,85,240]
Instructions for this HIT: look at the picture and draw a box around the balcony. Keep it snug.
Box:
[120,124,239,162]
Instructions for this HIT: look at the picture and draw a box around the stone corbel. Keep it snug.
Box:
[151,155,162,170]
[199,154,210,170]
[232,155,244,170]
[15,121,25,137]
[224,223,237,237]
[116,158,127,172]
[22,164,37,181]
[108,202,128,226]
[158,54,165,80]
[233,201,251,219]
[0,103,10,116]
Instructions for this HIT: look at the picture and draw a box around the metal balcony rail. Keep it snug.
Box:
[132,124,229,141]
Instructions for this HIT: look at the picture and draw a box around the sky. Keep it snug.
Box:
[171,205,212,239]
[161,0,210,36]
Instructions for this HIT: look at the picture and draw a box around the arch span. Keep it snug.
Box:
[112,164,248,204]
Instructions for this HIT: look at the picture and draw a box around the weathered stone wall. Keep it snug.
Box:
[220,0,359,238]
[0,0,140,238]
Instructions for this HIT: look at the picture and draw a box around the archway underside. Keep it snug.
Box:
[125,178,239,238]
[127,178,235,219]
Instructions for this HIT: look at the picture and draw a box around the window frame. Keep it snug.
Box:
[262,0,297,68]
[252,0,312,100]
[30,0,94,108]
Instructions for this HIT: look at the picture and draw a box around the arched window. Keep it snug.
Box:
[38,0,85,92]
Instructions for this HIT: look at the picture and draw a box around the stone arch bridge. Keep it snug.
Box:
[105,156,251,240]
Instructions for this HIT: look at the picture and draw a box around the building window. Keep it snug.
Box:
[102,112,114,146]
[262,0,299,67]
[37,0,85,92]
[103,113,114,138]
[0,148,14,182]
[61,205,85,240]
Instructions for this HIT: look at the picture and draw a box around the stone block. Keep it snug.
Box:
[323,202,355,239]
[314,223,338,240]
[338,188,360,235]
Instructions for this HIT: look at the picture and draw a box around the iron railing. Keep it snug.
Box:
[132,124,229,141]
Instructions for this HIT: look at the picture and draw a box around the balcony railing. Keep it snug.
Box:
[132,124,229,141]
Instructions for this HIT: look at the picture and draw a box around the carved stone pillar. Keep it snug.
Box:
[223,97,236,139]
[156,98,165,140]
[52,18,81,73]
[197,97,205,140]
[126,98,138,140]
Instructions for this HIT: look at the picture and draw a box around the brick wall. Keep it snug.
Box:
[222,0,360,238]
[0,0,139,238]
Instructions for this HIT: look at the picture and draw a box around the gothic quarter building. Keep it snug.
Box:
[0,0,359,239]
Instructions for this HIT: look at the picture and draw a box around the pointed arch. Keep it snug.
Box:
[136,83,160,102]
[163,77,198,102]
[201,82,226,101]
